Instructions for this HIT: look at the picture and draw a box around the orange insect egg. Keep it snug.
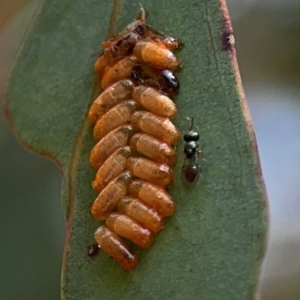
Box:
[88,79,134,124]
[91,171,132,221]
[130,111,180,145]
[92,146,131,192]
[126,157,173,187]
[130,133,177,166]
[90,125,133,169]
[133,40,179,70]
[118,197,164,233]
[101,56,137,90]
[106,212,154,248]
[132,85,177,119]
[94,54,110,80]
[94,226,138,271]
[128,180,176,217]
[93,100,137,140]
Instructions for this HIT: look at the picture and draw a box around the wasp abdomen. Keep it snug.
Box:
[94,226,138,271]
[106,213,154,248]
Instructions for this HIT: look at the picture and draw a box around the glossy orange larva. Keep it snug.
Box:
[128,180,176,217]
[88,8,181,270]
[88,79,134,124]
[101,56,137,90]
[130,133,177,166]
[90,125,133,169]
[132,85,177,119]
[106,212,153,248]
[91,171,132,221]
[93,100,137,140]
[133,40,179,70]
[126,157,174,187]
[94,55,110,80]
[118,197,164,233]
[131,110,180,145]
[92,146,131,192]
[94,226,138,270]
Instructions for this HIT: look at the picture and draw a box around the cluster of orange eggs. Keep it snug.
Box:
[88,11,181,270]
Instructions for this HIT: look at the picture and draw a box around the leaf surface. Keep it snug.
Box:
[6,0,267,299]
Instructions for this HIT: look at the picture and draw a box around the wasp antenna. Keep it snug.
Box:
[190,116,194,131]
[185,116,190,130]
[198,150,206,161]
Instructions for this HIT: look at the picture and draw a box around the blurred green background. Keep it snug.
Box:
[0,0,299,299]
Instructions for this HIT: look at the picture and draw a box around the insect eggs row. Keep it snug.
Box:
[88,80,179,270]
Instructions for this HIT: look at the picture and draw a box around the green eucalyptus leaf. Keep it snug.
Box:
[6,0,267,299]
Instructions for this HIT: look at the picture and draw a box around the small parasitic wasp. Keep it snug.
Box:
[182,117,202,189]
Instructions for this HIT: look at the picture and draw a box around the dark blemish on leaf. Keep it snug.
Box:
[222,13,235,53]
[222,30,235,51]
[242,144,250,154]
[87,243,100,258]
[175,225,181,231]
[3,105,12,124]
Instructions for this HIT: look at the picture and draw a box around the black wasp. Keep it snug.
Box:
[182,117,202,188]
